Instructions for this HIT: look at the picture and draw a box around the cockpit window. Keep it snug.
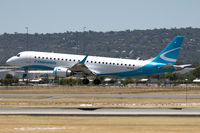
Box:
[16,54,20,57]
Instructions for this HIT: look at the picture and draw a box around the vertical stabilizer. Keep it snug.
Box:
[152,36,184,65]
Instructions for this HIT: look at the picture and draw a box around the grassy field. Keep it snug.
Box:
[0,116,200,133]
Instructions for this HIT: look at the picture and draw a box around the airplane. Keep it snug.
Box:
[6,36,191,85]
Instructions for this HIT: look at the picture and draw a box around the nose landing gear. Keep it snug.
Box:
[22,69,29,85]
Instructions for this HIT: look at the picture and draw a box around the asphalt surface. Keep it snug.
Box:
[0,94,200,99]
[0,108,200,116]
[1,93,200,116]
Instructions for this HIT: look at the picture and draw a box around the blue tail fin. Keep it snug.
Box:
[152,36,184,65]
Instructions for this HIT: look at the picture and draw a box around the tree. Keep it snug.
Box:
[5,73,13,79]
[3,73,13,85]
[192,66,200,78]
[3,74,18,85]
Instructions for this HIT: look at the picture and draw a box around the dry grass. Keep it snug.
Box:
[0,115,200,133]
[0,96,48,99]
[0,86,200,94]
[1,86,200,108]
[1,97,200,108]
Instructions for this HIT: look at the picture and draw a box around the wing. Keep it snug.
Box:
[70,55,96,76]
[0,66,53,73]
[0,66,21,72]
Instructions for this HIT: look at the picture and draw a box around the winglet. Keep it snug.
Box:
[79,54,88,64]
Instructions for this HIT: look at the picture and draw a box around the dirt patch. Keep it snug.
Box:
[0,116,200,133]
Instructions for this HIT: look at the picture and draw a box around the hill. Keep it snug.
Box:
[0,27,200,65]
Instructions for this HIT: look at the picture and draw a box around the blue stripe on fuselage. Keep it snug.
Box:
[97,63,175,77]
[22,65,54,70]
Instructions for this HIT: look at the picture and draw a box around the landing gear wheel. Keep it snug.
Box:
[93,79,101,85]
[82,78,89,85]
[22,74,27,79]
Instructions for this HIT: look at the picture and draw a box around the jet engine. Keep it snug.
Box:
[53,67,73,77]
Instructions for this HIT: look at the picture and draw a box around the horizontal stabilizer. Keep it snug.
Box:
[159,64,192,71]
[174,64,192,71]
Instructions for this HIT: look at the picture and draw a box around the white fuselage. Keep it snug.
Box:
[6,51,152,76]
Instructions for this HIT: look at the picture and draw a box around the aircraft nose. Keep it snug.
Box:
[6,57,14,65]
[6,58,11,65]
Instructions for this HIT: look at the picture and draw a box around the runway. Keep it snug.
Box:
[1,108,200,116]
[1,93,200,99]
[1,93,200,116]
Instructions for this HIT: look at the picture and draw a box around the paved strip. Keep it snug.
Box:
[0,108,200,116]
[0,94,200,99]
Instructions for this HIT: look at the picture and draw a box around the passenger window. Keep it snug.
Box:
[54,58,56,60]
[50,58,52,60]
[34,56,36,58]
[69,59,71,61]
[95,61,97,63]
[16,54,20,57]
[61,59,64,61]
[46,57,48,59]
[65,59,67,61]
[73,59,75,62]
[91,61,93,63]
[58,58,60,60]
[99,62,101,64]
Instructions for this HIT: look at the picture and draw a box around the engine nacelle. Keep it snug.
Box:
[53,67,72,78]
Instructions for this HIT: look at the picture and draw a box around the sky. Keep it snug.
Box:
[0,0,200,33]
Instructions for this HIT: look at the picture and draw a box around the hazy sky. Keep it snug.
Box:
[0,0,199,33]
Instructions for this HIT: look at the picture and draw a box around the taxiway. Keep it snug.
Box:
[0,93,200,99]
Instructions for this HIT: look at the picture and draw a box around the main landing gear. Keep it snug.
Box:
[82,78,101,85]
[93,78,101,85]
[82,78,89,85]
